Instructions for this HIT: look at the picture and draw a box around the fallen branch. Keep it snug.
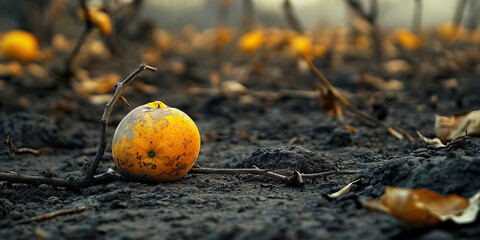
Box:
[14,206,86,224]
[0,63,156,189]
[301,170,360,178]
[189,167,360,186]
[189,166,288,182]
[303,54,404,139]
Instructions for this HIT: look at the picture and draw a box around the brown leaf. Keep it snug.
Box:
[361,186,472,228]
[328,178,364,198]
[220,80,248,97]
[73,72,120,97]
[76,8,111,35]
[435,110,480,141]
[314,83,340,119]
[417,131,445,148]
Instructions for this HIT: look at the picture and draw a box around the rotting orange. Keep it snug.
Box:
[239,30,264,52]
[0,30,39,61]
[112,101,201,182]
[395,28,421,50]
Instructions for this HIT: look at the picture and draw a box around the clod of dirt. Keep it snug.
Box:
[0,112,86,150]
[237,145,336,173]
[325,128,353,147]
[0,112,59,149]
[356,140,480,198]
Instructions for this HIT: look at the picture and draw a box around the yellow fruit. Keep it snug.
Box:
[436,22,467,41]
[395,28,421,50]
[239,30,264,52]
[112,101,201,182]
[290,35,312,55]
[1,30,39,61]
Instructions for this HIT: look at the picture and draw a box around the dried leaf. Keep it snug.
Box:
[383,59,411,75]
[417,131,445,148]
[0,61,23,77]
[76,8,111,35]
[314,83,337,118]
[435,110,480,141]
[364,75,404,91]
[361,186,475,228]
[328,178,364,198]
[74,72,120,96]
[439,191,480,224]
[220,80,248,97]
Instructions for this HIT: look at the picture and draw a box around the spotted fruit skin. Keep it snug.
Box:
[112,101,200,182]
[0,30,38,61]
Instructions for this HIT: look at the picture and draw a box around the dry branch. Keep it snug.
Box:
[303,54,404,139]
[0,63,157,189]
[189,167,360,185]
[14,206,86,224]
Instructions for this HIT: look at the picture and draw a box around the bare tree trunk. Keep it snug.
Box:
[453,0,467,27]
[242,0,255,33]
[412,0,422,35]
[282,0,304,34]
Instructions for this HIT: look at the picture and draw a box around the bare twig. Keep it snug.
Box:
[282,0,304,33]
[0,63,156,189]
[76,62,156,188]
[60,0,94,86]
[16,147,49,155]
[189,167,360,185]
[301,170,360,178]
[3,131,49,158]
[3,131,15,159]
[303,54,404,139]
[189,167,289,182]
[303,54,377,125]
[14,206,86,224]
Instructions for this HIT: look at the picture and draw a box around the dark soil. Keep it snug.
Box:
[1,39,480,240]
